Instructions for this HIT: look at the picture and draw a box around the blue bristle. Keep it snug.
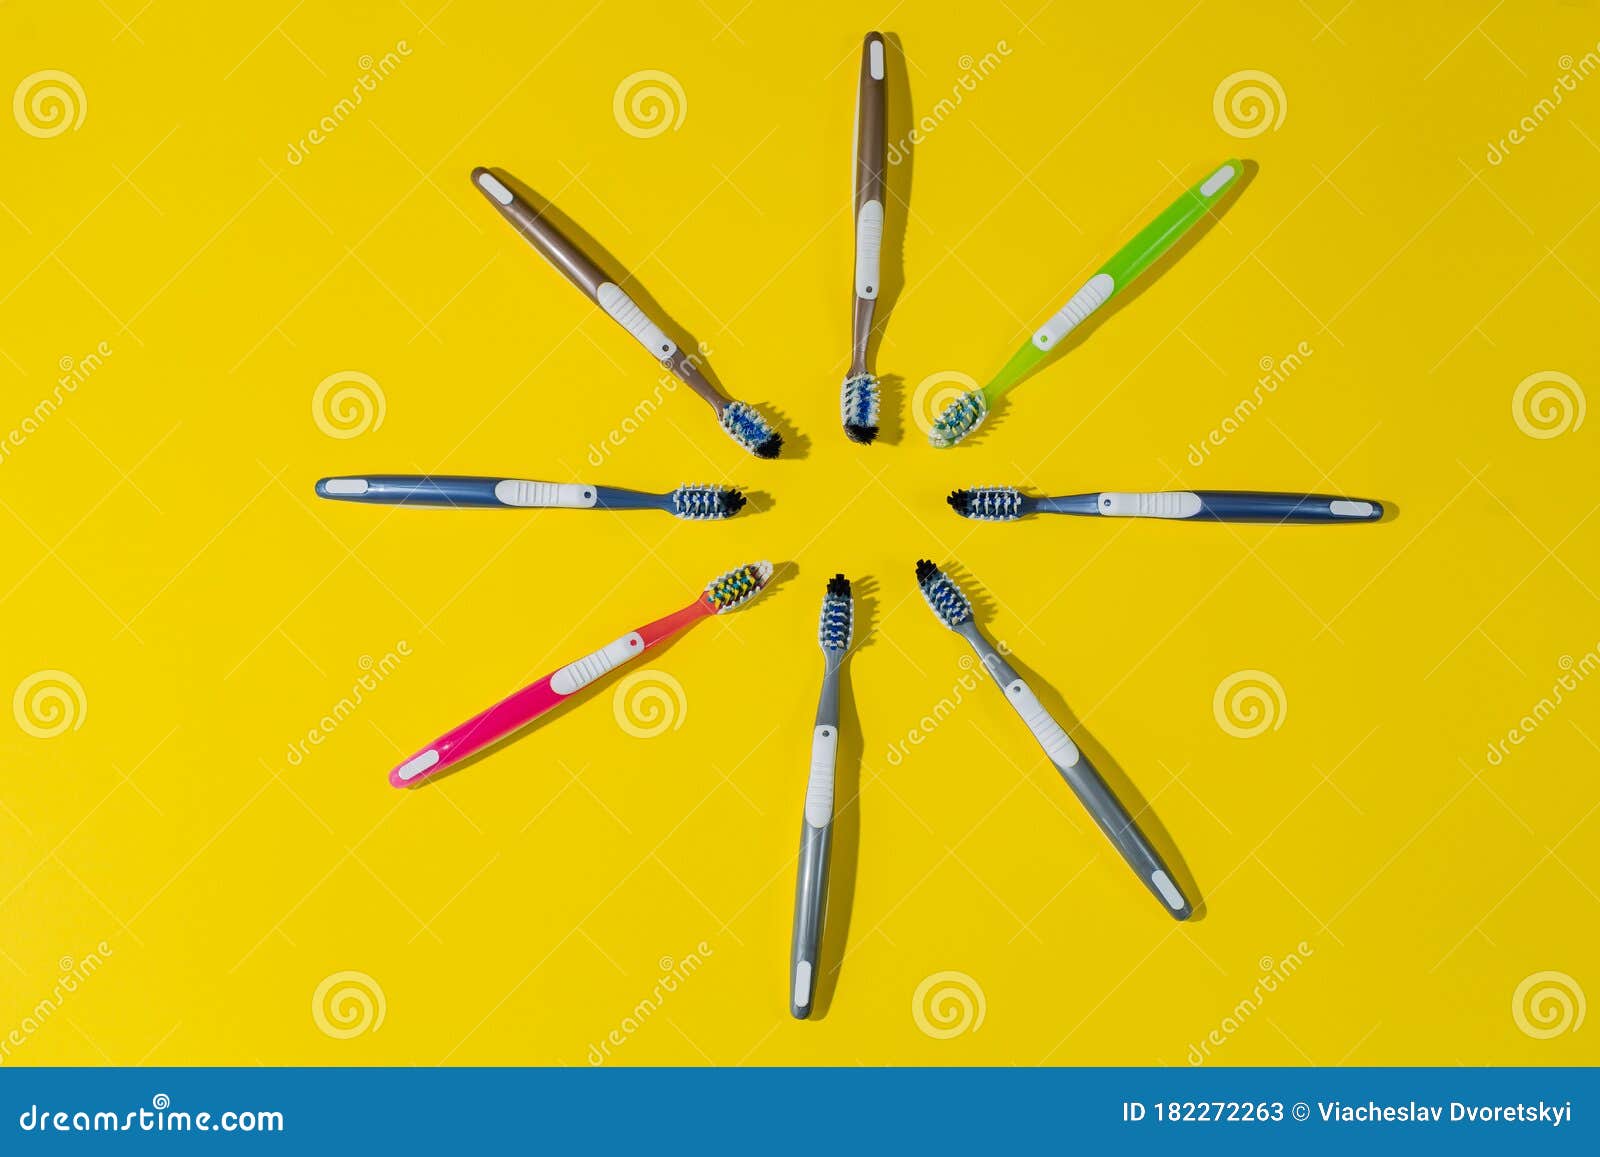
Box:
[670,484,745,519]
[841,374,879,443]
[719,401,782,458]
[915,559,972,628]
[818,574,853,651]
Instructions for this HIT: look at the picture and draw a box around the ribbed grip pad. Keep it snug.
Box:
[1097,490,1202,518]
[804,725,838,827]
[1032,273,1114,350]
[1005,679,1081,768]
[550,632,644,695]
[854,200,884,299]
[597,282,678,360]
[493,479,597,508]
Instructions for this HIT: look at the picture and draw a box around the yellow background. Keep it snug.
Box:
[2,0,1597,1066]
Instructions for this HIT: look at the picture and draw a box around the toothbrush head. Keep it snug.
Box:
[947,486,1025,521]
[841,373,880,444]
[915,559,973,629]
[818,573,853,652]
[928,389,988,449]
[719,401,783,459]
[669,484,747,520]
[702,560,774,613]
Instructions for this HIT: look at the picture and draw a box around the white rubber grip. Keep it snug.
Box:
[1032,273,1114,351]
[854,200,884,299]
[597,283,678,360]
[1004,680,1081,768]
[549,632,644,695]
[804,725,838,827]
[493,480,598,508]
[1097,491,1202,518]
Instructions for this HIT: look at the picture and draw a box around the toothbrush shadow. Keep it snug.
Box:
[999,645,1205,922]
[809,574,877,1019]
[487,169,792,453]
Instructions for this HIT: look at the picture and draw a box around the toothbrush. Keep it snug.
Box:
[316,476,746,519]
[948,486,1383,524]
[472,166,783,459]
[840,32,887,444]
[914,559,1192,920]
[791,574,853,1019]
[930,160,1243,448]
[390,561,773,787]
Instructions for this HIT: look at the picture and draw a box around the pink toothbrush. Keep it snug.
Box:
[389,561,773,787]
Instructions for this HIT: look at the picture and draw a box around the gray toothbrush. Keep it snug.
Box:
[914,559,1193,920]
[790,574,853,1018]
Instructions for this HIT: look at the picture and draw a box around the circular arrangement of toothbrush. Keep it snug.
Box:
[316,33,1385,1020]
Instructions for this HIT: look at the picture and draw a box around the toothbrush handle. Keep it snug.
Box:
[1082,490,1383,523]
[791,664,841,1018]
[1028,160,1242,357]
[849,32,888,365]
[967,632,1193,920]
[472,166,707,398]
[315,476,599,509]
[389,602,706,788]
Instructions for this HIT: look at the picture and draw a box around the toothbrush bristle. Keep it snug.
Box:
[915,559,972,628]
[720,401,782,459]
[929,390,988,449]
[841,373,880,444]
[947,486,1024,521]
[818,573,853,651]
[670,484,746,520]
[704,560,774,612]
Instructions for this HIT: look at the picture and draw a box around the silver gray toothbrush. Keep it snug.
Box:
[791,574,853,1018]
[914,559,1193,920]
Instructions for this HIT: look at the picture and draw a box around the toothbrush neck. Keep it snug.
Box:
[637,599,711,648]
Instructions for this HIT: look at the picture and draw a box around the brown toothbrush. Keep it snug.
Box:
[472,166,782,458]
[841,32,887,444]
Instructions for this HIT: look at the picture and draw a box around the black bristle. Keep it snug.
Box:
[724,488,747,515]
[844,423,878,445]
[827,573,850,597]
[915,559,937,584]
[946,490,971,516]
[753,433,782,459]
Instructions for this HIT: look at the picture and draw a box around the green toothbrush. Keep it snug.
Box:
[929,159,1243,448]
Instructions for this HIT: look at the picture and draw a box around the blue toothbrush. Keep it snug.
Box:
[948,487,1383,524]
[315,476,745,519]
